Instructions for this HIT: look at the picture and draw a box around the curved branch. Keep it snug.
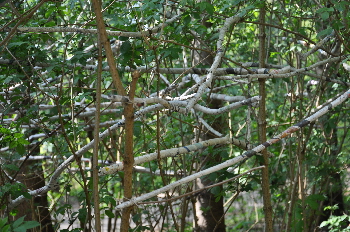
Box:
[113,90,350,210]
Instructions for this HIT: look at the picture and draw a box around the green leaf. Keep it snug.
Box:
[132,213,141,223]
[13,133,23,138]
[101,195,116,206]
[0,217,8,229]
[44,6,55,18]
[200,206,211,213]
[306,194,326,210]
[0,126,11,134]
[324,204,339,211]
[44,21,56,27]
[120,41,132,55]
[0,225,10,232]
[56,204,71,215]
[320,12,329,20]
[210,186,221,196]
[192,12,200,19]
[17,138,30,145]
[335,1,350,12]
[12,216,25,228]
[208,172,217,182]
[197,2,214,15]
[183,15,191,26]
[319,220,329,228]
[316,7,334,14]
[119,36,128,41]
[16,145,26,155]
[237,5,255,17]
[133,121,142,138]
[78,208,87,223]
[9,209,18,217]
[8,42,29,48]
[317,28,333,38]
[105,210,114,218]
[3,164,19,171]
[13,221,40,232]
[22,191,32,199]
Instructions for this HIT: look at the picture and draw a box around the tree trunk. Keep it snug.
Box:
[195,99,226,232]
[192,1,225,229]
[195,177,225,232]
[15,160,54,232]
[13,115,54,230]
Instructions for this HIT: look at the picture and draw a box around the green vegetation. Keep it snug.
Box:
[0,0,349,231]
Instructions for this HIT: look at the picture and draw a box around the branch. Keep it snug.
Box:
[0,0,47,47]
[92,0,125,96]
[138,166,265,205]
[225,55,349,80]
[113,90,350,210]
[300,30,335,59]
[186,15,242,112]
[6,14,181,38]
[10,85,345,210]
[209,94,246,102]
[105,95,261,115]
[120,70,140,232]
[0,58,292,76]
[99,136,264,176]
[6,156,174,176]
[92,9,103,229]
[7,103,164,209]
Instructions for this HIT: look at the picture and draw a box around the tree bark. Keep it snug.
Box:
[195,99,226,232]
[120,71,139,232]
[195,177,225,232]
[15,152,54,231]
[258,4,273,232]
[192,1,226,230]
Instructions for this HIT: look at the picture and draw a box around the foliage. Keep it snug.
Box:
[0,0,349,231]
[0,217,40,232]
[320,214,350,232]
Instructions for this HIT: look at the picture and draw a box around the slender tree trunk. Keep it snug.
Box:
[191,1,225,230]
[13,73,54,232]
[195,99,226,232]
[92,29,103,232]
[15,144,54,232]
[195,180,225,232]
[120,71,139,232]
[258,4,273,232]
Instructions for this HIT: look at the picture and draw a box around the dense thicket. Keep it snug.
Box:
[0,0,349,231]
